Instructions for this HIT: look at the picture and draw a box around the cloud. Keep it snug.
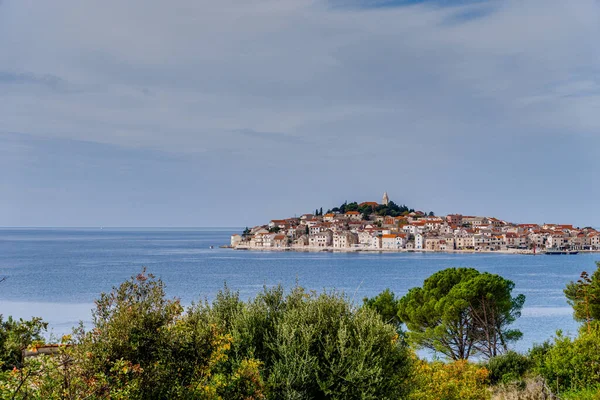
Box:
[0,0,598,156]
[0,71,66,89]
[1,0,599,226]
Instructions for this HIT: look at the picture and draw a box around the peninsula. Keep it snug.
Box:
[230,193,600,253]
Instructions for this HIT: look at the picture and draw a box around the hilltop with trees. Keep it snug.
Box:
[324,200,427,219]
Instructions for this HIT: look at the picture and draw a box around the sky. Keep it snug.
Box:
[1,0,599,228]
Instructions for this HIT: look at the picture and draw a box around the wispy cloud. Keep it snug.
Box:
[0,71,66,89]
[329,0,488,10]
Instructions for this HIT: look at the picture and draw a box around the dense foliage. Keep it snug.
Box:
[485,351,530,384]
[1,272,412,399]
[5,263,600,398]
[526,262,600,398]
[409,359,490,400]
[534,323,600,394]
[325,201,418,218]
[397,268,525,360]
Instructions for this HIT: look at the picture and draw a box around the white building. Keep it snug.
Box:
[547,234,566,249]
[381,234,407,250]
[309,230,333,247]
[415,233,424,250]
[371,235,382,249]
[230,234,242,247]
[333,232,358,248]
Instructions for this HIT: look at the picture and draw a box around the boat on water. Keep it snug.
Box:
[545,248,579,255]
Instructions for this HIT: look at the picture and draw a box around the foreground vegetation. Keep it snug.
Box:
[1,263,599,399]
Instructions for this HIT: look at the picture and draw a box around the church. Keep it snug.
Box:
[382,192,389,206]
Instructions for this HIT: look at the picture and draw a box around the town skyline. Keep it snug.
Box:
[231,192,600,253]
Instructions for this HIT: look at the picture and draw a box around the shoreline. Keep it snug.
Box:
[229,246,600,255]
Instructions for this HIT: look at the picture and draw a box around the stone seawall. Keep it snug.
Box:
[230,245,553,255]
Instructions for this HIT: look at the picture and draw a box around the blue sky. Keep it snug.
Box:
[1,0,599,228]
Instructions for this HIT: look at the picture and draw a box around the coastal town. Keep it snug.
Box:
[230,193,600,253]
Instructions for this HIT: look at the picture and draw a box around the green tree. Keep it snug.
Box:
[398,268,524,360]
[564,262,600,333]
[242,227,251,237]
[450,273,525,358]
[363,289,402,330]
[398,268,479,360]
[345,202,358,212]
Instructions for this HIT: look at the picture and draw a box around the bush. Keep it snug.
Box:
[560,387,600,400]
[0,316,47,370]
[527,341,552,373]
[1,272,413,399]
[537,322,600,394]
[0,271,265,399]
[409,359,490,400]
[191,285,414,399]
[486,351,531,384]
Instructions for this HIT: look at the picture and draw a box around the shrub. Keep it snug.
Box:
[1,273,414,399]
[538,322,600,394]
[409,359,490,400]
[190,285,414,399]
[486,351,531,384]
[0,316,47,370]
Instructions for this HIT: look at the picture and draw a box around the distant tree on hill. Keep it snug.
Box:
[345,202,358,212]
[321,200,424,219]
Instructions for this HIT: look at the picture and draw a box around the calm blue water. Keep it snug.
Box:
[1,228,598,353]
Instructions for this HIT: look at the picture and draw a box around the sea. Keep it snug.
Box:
[1,228,598,354]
